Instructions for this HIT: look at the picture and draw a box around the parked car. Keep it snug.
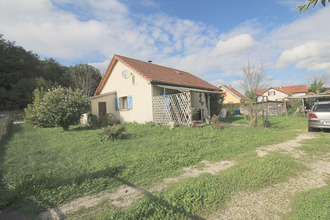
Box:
[308,101,330,132]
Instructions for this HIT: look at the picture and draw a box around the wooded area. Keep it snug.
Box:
[0,35,102,111]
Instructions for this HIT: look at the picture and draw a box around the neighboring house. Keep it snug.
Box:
[90,54,219,126]
[257,85,308,102]
[219,85,245,104]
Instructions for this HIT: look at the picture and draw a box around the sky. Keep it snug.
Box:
[1,0,330,92]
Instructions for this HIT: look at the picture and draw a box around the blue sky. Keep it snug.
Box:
[1,0,329,92]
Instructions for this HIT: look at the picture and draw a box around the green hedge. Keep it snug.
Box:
[0,117,12,143]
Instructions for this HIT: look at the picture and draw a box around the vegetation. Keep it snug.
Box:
[308,76,327,94]
[0,35,101,111]
[24,87,90,130]
[209,92,224,116]
[0,117,12,144]
[87,113,117,129]
[99,124,126,141]
[296,0,329,14]
[0,116,313,218]
[237,59,270,127]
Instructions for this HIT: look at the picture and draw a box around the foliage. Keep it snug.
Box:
[287,187,330,219]
[209,92,224,116]
[211,114,222,130]
[99,124,126,141]
[296,0,329,14]
[308,76,327,94]
[66,64,102,97]
[223,103,242,116]
[24,86,91,130]
[24,88,47,126]
[237,59,270,127]
[0,35,101,111]
[0,117,12,144]
[87,113,117,128]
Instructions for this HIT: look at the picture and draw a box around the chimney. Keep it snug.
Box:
[317,90,320,94]
[229,85,232,89]
[148,60,152,63]
[280,85,283,88]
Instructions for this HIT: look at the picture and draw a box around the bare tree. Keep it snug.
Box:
[237,59,270,127]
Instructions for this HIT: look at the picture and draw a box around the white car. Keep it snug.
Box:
[308,101,330,132]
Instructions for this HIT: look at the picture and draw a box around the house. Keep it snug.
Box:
[90,54,219,126]
[257,85,308,102]
[219,85,245,104]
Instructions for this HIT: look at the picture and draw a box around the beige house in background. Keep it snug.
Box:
[90,55,219,126]
[219,85,245,104]
[257,85,308,102]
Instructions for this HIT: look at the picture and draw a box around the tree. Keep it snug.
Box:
[296,0,329,14]
[25,86,91,130]
[237,59,270,127]
[66,64,102,97]
[308,76,327,94]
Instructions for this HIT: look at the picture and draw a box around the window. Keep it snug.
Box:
[116,96,132,111]
[98,102,106,115]
[268,91,276,96]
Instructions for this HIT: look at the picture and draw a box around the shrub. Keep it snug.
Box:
[211,114,222,130]
[24,88,49,127]
[88,113,116,128]
[0,117,12,143]
[24,86,91,130]
[99,124,126,141]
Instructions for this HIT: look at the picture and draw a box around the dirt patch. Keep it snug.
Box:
[39,160,236,219]
[210,132,330,219]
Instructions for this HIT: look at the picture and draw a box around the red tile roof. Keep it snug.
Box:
[95,55,218,95]
[220,85,245,100]
[256,85,308,95]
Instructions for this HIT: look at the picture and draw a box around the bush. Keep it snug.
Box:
[99,124,126,141]
[211,114,222,130]
[24,86,91,130]
[0,117,12,143]
[88,113,116,128]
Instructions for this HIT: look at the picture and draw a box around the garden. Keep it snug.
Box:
[0,114,329,219]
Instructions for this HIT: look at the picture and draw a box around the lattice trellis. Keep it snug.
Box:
[153,92,192,126]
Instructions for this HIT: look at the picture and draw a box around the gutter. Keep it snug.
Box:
[150,80,220,92]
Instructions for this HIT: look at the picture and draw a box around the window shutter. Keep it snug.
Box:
[127,96,133,110]
[268,92,270,96]
[115,98,120,111]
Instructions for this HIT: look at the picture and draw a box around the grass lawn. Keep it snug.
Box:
[0,115,325,219]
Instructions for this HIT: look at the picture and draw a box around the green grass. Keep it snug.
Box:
[285,185,330,219]
[298,132,330,156]
[0,116,308,217]
[67,154,306,219]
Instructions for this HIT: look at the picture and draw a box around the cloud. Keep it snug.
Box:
[212,34,258,56]
[277,41,330,71]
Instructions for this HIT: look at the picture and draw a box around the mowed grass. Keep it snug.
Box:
[0,116,308,216]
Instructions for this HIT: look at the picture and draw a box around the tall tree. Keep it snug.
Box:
[296,0,329,14]
[66,64,102,97]
[0,35,43,110]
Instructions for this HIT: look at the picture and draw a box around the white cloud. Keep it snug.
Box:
[277,41,330,70]
[212,34,258,56]
[1,0,330,88]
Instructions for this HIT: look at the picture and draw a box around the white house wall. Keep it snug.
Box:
[97,61,154,123]
[91,93,118,119]
[258,89,287,102]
